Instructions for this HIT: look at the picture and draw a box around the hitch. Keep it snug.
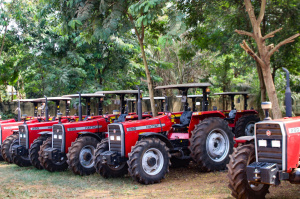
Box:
[100,151,124,166]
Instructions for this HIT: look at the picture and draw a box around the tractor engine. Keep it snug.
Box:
[247,118,300,185]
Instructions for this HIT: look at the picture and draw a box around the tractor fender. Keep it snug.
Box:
[38,131,53,135]
[138,132,173,150]
[77,132,103,142]
[234,135,255,147]
[235,135,255,141]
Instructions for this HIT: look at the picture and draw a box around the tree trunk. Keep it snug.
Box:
[256,62,266,102]
[138,40,157,116]
[0,25,8,58]
[261,64,282,118]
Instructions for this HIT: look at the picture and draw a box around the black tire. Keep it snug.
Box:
[29,135,49,169]
[170,157,191,168]
[94,138,128,178]
[12,138,32,167]
[127,138,171,185]
[189,117,234,171]
[1,134,19,163]
[67,136,99,176]
[0,152,3,161]
[235,115,260,137]
[227,143,270,199]
[38,137,68,172]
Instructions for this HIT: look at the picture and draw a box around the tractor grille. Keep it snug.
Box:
[108,124,122,154]
[19,125,28,148]
[256,123,283,169]
[52,124,64,152]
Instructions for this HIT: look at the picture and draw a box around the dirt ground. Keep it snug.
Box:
[0,162,299,199]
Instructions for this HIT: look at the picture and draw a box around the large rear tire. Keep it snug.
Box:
[127,138,171,185]
[67,136,98,176]
[189,117,234,171]
[94,138,128,178]
[235,115,260,137]
[227,143,270,199]
[1,134,19,163]
[38,137,68,172]
[29,135,49,169]
[12,138,32,167]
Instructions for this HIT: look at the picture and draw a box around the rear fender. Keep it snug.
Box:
[189,111,226,133]
[78,132,103,142]
[138,132,173,150]
[234,136,255,147]
[234,111,258,124]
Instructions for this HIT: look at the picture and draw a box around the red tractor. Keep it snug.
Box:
[94,83,234,184]
[227,68,299,198]
[214,92,260,137]
[10,97,72,169]
[38,93,112,175]
[0,98,45,161]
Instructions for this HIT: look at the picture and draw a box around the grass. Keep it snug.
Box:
[0,162,299,198]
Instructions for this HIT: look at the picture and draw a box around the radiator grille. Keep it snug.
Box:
[19,125,28,148]
[52,124,64,151]
[108,124,122,154]
[256,123,282,169]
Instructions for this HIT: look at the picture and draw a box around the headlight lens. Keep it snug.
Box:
[110,135,115,141]
[271,140,280,148]
[258,139,267,147]
[116,136,121,141]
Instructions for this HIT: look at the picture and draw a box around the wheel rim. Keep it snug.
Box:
[142,148,164,176]
[245,122,255,136]
[79,145,95,168]
[206,128,230,162]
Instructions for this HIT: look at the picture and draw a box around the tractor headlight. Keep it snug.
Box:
[271,140,280,148]
[58,135,62,139]
[116,136,121,141]
[258,139,267,147]
[54,134,58,139]
[110,135,115,141]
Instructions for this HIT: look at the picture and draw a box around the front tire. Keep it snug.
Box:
[235,115,260,137]
[12,138,31,167]
[227,143,270,199]
[1,134,19,163]
[189,117,234,171]
[38,137,68,172]
[94,138,128,178]
[29,135,49,169]
[127,138,171,185]
[67,136,99,176]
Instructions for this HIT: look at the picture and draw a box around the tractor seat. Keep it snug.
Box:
[224,110,237,121]
[114,114,127,123]
[172,111,192,128]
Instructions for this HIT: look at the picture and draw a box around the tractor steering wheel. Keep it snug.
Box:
[165,111,176,120]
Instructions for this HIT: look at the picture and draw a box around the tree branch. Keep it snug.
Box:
[240,40,264,66]
[244,0,257,27]
[128,13,142,43]
[257,0,266,24]
[268,33,300,57]
[263,28,282,40]
[235,29,254,38]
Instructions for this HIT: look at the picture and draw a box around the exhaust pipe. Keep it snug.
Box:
[282,67,292,117]
[137,86,142,120]
[44,95,49,121]
[78,92,82,121]
[18,100,21,122]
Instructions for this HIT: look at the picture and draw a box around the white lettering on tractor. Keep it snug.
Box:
[67,125,100,131]
[31,126,52,130]
[126,124,165,132]
[288,127,300,134]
